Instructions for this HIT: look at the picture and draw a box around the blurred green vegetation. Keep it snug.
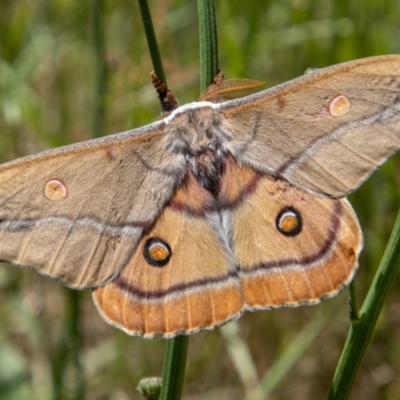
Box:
[0,0,400,399]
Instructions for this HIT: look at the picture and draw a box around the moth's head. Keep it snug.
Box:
[163,106,233,156]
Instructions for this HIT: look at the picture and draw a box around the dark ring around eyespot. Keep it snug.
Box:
[143,237,172,267]
[276,206,303,237]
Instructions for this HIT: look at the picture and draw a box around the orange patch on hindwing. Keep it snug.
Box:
[170,171,215,215]
[226,174,362,307]
[219,157,261,206]
[93,170,243,337]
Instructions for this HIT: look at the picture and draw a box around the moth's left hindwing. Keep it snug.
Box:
[93,171,242,338]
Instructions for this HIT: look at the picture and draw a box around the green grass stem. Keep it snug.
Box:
[197,0,219,91]
[137,0,166,85]
[92,0,108,138]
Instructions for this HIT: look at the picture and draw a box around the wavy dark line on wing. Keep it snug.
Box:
[168,170,263,215]
[167,200,215,217]
[218,171,263,209]
[241,200,341,275]
[112,200,342,301]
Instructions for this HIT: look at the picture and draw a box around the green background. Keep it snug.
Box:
[0,0,400,399]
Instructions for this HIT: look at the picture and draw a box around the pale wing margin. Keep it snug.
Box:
[220,55,400,197]
[0,121,185,289]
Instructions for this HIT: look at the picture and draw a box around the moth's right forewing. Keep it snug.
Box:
[221,55,400,197]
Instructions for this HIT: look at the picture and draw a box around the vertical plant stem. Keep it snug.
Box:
[137,0,166,85]
[51,291,84,400]
[197,0,219,90]
[93,0,108,138]
[67,291,85,400]
[51,294,69,400]
[328,207,400,399]
[160,336,189,400]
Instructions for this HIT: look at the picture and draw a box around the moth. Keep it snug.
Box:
[1,55,399,338]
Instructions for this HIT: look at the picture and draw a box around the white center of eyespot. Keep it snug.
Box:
[44,179,67,201]
[148,240,170,261]
[329,95,351,117]
[278,211,298,231]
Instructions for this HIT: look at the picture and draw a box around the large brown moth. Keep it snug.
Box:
[0,55,399,338]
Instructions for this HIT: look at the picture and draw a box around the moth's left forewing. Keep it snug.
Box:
[220,55,400,197]
[0,123,185,288]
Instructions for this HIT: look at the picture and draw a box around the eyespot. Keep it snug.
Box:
[143,237,172,267]
[328,94,350,117]
[44,179,67,201]
[276,206,302,237]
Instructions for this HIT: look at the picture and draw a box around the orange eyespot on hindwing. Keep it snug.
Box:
[44,179,67,201]
[276,206,302,237]
[328,94,350,117]
[143,237,172,267]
